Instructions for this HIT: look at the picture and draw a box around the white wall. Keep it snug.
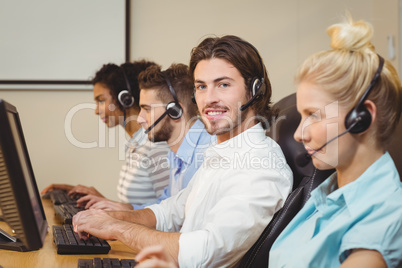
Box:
[0,0,399,200]
[131,0,399,102]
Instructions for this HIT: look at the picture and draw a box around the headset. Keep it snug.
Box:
[144,72,183,134]
[344,54,384,134]
[191,40,267,111]
[238,40,267,111]
[117,68,135,109]
[306,54,385,159]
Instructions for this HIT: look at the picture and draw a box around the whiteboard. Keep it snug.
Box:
[0,0,127,90]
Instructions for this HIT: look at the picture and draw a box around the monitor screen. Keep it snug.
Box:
[0,99,48,251]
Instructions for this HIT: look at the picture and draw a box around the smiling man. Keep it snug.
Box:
[72,35,292,267]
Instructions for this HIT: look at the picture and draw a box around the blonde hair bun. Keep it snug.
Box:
[327,15,374,53]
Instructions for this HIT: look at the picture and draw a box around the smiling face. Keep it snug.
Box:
[193,58,256,143]
[93,82,124,128]
[294,81,357,170]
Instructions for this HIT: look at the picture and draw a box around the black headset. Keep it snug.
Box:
[144,72,183,134]
[117,68,135,109]
[238,40,267,111]
[300,54,384,164]
[344,54,384,134]
[191,40,267,111]
[164,73,183,120]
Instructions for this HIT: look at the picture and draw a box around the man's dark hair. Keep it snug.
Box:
[138,63,197,119]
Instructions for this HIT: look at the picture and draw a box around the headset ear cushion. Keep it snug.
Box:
[251,78,260,96]
[344,107,372,134]
[166,101,183,119]
[118,90,135,108]
[251,77,266,99]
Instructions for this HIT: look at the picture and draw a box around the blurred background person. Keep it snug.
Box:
[42,60,170,210]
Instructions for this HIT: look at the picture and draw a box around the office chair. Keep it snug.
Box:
[387,113,402,177]
[239,93,334,267]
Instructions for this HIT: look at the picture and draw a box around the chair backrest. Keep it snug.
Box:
[387,113,402,177]
[239,93,334,267]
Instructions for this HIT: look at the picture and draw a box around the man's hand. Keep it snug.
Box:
[77,195,133,210]
[41,183,74,194]
[73,209,180,265]
[72,209,120,240]
[67,184,104,197]
[41,183,104,198]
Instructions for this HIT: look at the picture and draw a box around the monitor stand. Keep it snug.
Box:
[0,227,28,252]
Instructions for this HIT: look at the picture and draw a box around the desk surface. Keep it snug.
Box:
[0,198,137,268]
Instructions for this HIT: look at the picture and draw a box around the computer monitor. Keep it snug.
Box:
[0,99,48,252]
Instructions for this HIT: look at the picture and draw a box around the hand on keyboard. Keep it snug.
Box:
[53,224,110,254]
[73,209,118,241]
[42,189,85,205]
[41,183,104,199]
[68,185,104,198]
[54,203,85,224]
[41,184,75,195]
[77,195,133,211]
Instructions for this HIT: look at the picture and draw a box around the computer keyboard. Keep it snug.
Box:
[54,203,85,224]
[53,224,110,254]
[77,258,138,268]
[48,189,83,205]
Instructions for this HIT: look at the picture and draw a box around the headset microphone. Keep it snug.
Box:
[240,77,265,111]
[144,102,180,134]
[144,109,169,134]
[308,118,360,158]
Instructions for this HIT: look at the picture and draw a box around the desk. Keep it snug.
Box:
[0,198,137,268]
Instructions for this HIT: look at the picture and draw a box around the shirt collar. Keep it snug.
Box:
[311,152,397,213]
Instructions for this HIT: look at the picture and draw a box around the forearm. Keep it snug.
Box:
[108,208,180,265]
[115,222,180,266]
[108,208,157,229]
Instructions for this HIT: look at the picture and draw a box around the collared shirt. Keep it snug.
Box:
[270,152,402,268]
[137,119,214,209]
[148,123,293,267]
[117,128,170,208]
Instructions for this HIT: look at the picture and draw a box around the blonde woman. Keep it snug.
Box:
[269,15,402,267]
